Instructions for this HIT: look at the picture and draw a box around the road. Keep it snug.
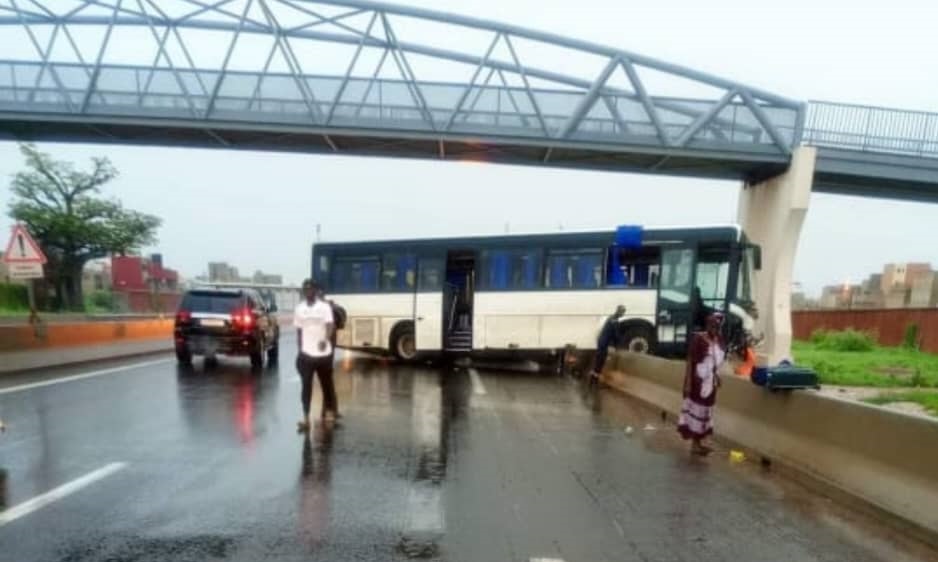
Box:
[0,340,934,562]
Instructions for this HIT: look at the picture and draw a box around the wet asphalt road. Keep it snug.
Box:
[0,340,935,562]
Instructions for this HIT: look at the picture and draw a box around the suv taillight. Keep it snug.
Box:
[231,308,255,329]
[176,309,191,324]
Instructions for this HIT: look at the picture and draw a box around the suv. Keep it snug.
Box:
[174,288,280,369]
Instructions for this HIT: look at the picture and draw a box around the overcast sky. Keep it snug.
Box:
[1,0,936,295]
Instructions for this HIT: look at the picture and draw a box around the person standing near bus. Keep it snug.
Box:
[678,312,726,455]
[294,279,336,430]
[590,305,626,381]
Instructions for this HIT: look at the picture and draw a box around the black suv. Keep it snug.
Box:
[174,288,280,369]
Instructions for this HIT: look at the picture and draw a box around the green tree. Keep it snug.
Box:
[7,144,161,310]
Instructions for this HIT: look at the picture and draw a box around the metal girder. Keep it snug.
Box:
[557,56,619,139]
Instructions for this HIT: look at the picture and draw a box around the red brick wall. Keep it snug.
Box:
[792,309,938,352]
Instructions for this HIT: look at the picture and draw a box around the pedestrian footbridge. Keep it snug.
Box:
[0,0,935,201]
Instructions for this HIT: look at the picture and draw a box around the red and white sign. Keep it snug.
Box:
[3,224,46,280]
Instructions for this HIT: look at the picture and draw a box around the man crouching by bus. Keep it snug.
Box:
[294,279,336,431]
[590,305,626,382]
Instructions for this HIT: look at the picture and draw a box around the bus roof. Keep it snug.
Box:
[313,224,745,252]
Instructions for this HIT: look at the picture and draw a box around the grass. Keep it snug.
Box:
[0,306,30,316]
[792,340,938,388]
[863,391,938,416]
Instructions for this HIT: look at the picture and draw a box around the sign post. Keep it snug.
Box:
[3,224,47,324]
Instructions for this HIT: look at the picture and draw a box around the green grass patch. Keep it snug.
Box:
[0,306,30,316]
[793,340,938,388]
[863,391,938,416]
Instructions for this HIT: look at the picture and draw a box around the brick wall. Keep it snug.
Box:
[792,309,938,352]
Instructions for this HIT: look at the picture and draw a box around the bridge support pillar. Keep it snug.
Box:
[737,146,816,366]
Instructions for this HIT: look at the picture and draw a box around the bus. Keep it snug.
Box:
[311,225,760,361]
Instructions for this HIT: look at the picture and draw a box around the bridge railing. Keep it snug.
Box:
[804,101,938,158]
[0,60,799,155]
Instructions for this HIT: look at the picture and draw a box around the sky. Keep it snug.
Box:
[1,0,936,295]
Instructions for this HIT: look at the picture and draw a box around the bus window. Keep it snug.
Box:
[481,249,542,290]
[659,249,694,303]
[695,261,729,308]
[418,258,444,291]
[313,253,330,284]
[696,247,731,309]
[382,253,416,291]
[737,246,756,303]
[332,257,380,292]
[545,249,603,289]
[607,246,660,288]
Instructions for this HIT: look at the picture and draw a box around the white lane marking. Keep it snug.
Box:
[613,518,626,537]
[468,368,487,395]
[0,462,127,526]
[531,558,565,562]
[0,358,173,396]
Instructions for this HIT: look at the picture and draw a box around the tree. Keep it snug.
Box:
[7,144,161,310]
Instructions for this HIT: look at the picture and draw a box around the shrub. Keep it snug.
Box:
[810,329,829,345]
[0,282,28,310]
[903,323,920,351]
[85,290,115,312]
[814,328,875,352]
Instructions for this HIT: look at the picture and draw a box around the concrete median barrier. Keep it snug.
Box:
[0,319,174,373]
[602,351,938,540]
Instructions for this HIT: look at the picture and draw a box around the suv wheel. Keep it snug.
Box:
[176,347,192,366]
[250,351,264,370]
[267,341,279,366]
[250,339,265,370]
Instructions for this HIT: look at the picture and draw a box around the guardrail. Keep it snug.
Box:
[805,101,938,158]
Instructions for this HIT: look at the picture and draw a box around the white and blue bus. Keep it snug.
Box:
[311,225,760,361]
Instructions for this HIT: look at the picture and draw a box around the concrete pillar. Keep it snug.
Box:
[737,146,816,366]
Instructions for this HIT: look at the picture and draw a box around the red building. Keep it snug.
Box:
[111,254,181,313]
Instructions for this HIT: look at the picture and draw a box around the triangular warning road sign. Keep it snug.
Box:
[3,224,47,264]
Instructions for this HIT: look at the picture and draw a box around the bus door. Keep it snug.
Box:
[443,251,476,352]
[656,246,696,356]
[414,257,444,351]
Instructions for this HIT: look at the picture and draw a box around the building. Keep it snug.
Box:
[910,272,938,308]
[876,263,933,308]
[252,270,283,285]
[112,254,181,313]
[208,262,240,283]
[819,284,859,309]
[881,263,932,294]
[851,274,884,309]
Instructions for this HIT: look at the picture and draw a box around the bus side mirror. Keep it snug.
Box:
[752,246,762,271]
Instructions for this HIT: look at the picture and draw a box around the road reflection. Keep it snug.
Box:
[174,359,280,445]
[0,468,7,511]
[298,423,334,550]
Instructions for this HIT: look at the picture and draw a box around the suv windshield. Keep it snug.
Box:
[182,291,242,313]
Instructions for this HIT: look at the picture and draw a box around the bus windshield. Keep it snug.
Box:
[737,246,757,304]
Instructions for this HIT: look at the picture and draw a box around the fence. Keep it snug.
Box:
[792,309,938,352]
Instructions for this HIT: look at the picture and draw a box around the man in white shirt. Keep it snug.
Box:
[294,279,336,430]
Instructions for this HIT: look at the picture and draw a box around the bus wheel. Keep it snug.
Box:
[621,325,655,354]
[391,325,418,362]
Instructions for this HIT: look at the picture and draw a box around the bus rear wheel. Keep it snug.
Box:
[391,325,418,362]
[620,325,655,355]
